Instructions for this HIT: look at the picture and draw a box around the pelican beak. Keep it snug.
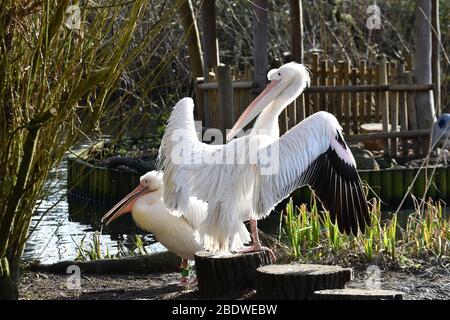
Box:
[101,184,149,225]
[226,78,281,141]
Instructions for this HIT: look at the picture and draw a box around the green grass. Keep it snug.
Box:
[281,196,450,269]
[74,233,149,262]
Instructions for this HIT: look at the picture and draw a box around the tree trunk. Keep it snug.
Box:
[414,0,435,130]
[255,264,352,300]
[201,0,218,71]
[289,0,303,63]
[194,250,271,298]
[431,0,440,114]
[252,0,269,92]
[0,274,18,300]
[179,0,204,79]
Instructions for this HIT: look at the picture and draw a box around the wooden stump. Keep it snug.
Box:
[255,264,352,300]
[314,288,404,300]
[194,250,271,298]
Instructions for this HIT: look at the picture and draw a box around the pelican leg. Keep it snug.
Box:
[237,219,276,262]
[179,258,190,285]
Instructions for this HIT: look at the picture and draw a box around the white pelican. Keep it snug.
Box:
[158,62,370,255]
[101,170,251,283]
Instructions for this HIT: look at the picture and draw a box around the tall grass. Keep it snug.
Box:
[282,197,450,268]
[74,233,149,262]
[0,0,182,299]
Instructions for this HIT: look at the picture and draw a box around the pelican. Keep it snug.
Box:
[158,62,370,255]
[431,114,450,164]
[101,170,251,283]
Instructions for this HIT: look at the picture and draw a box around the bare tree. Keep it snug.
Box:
[414,0,435,131]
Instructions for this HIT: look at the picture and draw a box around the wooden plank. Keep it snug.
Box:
[345,128,430,142]
[303,83,435,93]
[398,64,409,157]
[406,71,420,156]
[379,58,390,156]
[197,81,254,90]
[320,60,328,113]
[390,65,399,157]
[337,61,345,123]
[374,65,380,123]
[358,60,367,124]
[329,65,336,116]
[351,68,358,134]
[344,60,351,135]
[312,53,320,114]
[218,64,234,135]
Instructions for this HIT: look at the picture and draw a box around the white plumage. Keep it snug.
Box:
[159,63,369,254]
[101,171,251,260]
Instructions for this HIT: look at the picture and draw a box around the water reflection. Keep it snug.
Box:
[23,158,165,264]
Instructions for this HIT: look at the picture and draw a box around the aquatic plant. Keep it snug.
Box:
[0,0,183,299]
[282,196,450,268]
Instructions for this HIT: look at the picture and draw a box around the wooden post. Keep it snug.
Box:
[195,251,271,298]
[359,60,367,124]
[344,60,351,135]
[314,288,404,300]
[414,0,435,131]
[390,65,399,157]
[201,0,218,128]
[431,0,441,115]
[407,72,420,156]
[289,0,304,63]
[398,64,409,157]
[351,68,358,134]
[252,0,269,92]
[255,264,352,300]
[392,168,405,205]
[218,64,234,135]
[201,0,218,70]
[436,166,447,200]
[381,169,393,203]
[180,0,204,79]
[379,58,390,156]
[179,0,204,121]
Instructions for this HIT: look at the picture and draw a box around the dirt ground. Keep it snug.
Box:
[19,266,450,300]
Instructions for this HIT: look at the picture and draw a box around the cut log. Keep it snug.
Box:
[255,264,352,300]
[314,288,404,300]
[195,250,272,298]
[25,251,180,274]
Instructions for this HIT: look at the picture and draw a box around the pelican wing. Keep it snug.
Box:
[254,111,370,234]
[158,98,253,251]
[158,98,253,213]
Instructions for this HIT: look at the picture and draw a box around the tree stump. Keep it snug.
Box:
[255,264,352,300]
[194,250,272,298]
[314,288,404,300]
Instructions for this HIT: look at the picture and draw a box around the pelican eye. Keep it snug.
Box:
[278,72,281,76]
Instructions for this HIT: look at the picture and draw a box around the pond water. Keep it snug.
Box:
[23,156,166,264]
[23,152,449,264]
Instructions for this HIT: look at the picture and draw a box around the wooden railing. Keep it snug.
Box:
[195,53,436,158]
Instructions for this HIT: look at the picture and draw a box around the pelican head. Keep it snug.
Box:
[101,170,163,225]
[226,62,310,141]
[431,114,450,150]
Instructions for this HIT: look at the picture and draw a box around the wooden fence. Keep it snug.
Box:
[196,53,436,158]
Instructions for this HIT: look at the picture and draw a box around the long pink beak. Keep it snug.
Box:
[101,184,149,225]
[226,79,281,141]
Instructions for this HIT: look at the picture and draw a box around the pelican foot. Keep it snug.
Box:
[236,245,276,262]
